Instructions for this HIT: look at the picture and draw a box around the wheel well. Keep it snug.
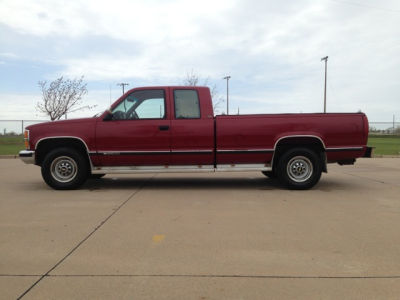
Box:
[272,137,327,172]
[35,138,90,166]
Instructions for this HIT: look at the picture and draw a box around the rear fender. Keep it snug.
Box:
[272,135,327,173]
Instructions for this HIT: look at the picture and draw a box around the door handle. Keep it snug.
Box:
[159,125,169,131]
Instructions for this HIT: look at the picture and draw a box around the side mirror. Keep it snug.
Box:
[103,110,113,121]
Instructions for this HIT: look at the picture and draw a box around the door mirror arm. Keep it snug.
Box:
[103,110,113,121]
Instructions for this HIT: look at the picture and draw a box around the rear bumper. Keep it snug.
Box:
[19,150,35,164]
[363,146,373,158]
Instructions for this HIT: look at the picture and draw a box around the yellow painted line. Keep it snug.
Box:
[152,234,165,244]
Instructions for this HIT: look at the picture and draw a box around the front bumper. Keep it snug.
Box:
[19,150,35,164]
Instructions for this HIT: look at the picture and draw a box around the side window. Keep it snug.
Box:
[174,90,200,119]
[111,90,165,120]
[136,98,165,119]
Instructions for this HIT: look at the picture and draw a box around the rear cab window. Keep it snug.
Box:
[173,90,200,119]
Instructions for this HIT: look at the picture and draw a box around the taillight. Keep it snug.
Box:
[363,114,369,142]
[24,130,30,149]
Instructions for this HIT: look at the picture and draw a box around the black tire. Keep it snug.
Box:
[261,171,276,178]
[41,147,89,190]
[276,147,322,190]
[90,174,105,179]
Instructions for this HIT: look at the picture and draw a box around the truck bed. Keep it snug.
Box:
[216,113,368,165]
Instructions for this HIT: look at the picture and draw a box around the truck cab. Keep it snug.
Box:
[95,86,215,167]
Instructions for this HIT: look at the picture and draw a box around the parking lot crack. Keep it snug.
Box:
[47,274,400,279]
[16,175,155,300]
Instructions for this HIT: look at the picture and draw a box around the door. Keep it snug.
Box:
[170,89,214,166]
[96,89,171,166]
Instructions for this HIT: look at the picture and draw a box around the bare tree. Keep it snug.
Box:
[182,70,224,115]
[37,76,95,121]
[183,69,200,86]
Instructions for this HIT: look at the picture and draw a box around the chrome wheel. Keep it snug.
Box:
[287,156,313,183]
[50,156,78,183]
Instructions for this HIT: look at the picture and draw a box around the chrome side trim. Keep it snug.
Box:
[171,150,213,153]
[94,150,213,155]
[92,165,214,174]
[217,149,274,153]
[19,150,35,164]
[326,147,363,151]
[96,150,170,154]
[91,163,272,174]
[216,164,272,172]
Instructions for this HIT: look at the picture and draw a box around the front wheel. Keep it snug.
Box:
[41,147,88,190]
[276,148,322,190]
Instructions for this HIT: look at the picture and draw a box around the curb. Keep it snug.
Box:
[0,155,18,159]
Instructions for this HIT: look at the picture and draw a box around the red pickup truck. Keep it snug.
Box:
[19,86,372,190]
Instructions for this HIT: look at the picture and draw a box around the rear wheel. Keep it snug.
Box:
[276,148,322,190]
[41,147,88,190]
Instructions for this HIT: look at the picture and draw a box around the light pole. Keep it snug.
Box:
[223,76,231,114]
[117,83,129,95]
[321,56,328,113]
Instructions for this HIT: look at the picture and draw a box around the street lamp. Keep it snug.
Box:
[223,76,231,114]
[321,56,328,113]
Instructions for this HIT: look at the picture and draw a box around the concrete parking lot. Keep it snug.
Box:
[0,158,399,299]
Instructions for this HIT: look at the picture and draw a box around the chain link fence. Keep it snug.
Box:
[0,120,48,135]
[369,122,400,135]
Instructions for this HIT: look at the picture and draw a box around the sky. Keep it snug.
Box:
[0,0,399,128]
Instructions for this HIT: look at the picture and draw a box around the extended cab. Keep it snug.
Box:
[20,86,372,190]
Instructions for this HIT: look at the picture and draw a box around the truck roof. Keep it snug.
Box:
[123,86,210,94]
